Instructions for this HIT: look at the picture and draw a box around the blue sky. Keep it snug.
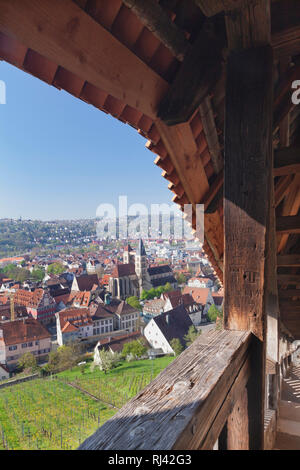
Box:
[0,62,173,220]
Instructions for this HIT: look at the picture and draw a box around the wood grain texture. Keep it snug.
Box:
[122,0,190,61]
[224,45,273,338]
[78,329,251,450]
[158,24,224,125]
[0,0,168,118]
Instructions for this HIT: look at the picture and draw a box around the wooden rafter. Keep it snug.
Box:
[274,147,300,177]
[158,23,224,125]
[0,0,168,119]
[122,0,191,61]
[276,216,300,235]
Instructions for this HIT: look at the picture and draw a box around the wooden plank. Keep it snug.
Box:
[277,254,300,267]
[122,0,190,61]
[227,388,249,450]
[200,356,251,450]
[274,147,300,177]
[158,24,224,125]
[78,329,251,450]
[276,216,300,235]
[0,0,168,119]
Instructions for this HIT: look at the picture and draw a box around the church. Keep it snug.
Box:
[109,240,177,300]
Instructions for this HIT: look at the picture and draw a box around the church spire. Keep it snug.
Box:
[136,238,146,257]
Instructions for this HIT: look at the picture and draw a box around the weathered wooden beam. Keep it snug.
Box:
[272,0,300,58]
[199,95,223,174]
[78,330,251,450]
[225,1,271,50]
[122,0,191,62]
[226,388,249,450]
[224,43,273,450]
[278,289,300,299]
[277,274,300,285]
[157,23,224,125]
[0,0,168,119]
[275,175,294,208]
[277,254,300,267]
[274,147,300,177]
[277,175,300,253]
[276,216,300,235]
[193,0,244,17]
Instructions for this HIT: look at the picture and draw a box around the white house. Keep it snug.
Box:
[144,305,193,354]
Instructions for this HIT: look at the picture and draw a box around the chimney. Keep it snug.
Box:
[166,314,169,325]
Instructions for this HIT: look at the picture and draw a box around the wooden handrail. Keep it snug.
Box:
[78,329,252,450]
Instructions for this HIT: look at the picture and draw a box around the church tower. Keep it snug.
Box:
[135,239,151,295]
[123,243,134,264]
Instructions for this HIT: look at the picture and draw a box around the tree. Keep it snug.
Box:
[122,340,147,359]
[207,304,222,323]
[127,296,142,311]
[47,262,65,275]
[98,349,121,374]
[31,268,45,282]
[184,325,201,347]
[176,273,186,285]
[170,338,184,356]
[18,352,37,373]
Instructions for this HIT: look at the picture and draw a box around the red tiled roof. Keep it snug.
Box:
[182,287,211,306]
[0,318,51,346]
[111,263,136,278]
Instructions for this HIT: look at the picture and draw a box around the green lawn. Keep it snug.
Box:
[0,356,174,450]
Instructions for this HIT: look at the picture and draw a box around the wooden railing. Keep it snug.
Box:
[78,329,252,450]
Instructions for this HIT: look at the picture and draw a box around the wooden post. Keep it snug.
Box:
[224,40,273,450]
[227,389,249,450]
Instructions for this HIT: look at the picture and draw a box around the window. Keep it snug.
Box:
[21,343,27,348]
[35,341,39,346]
[9,345,17,351]
[28,342,33,347]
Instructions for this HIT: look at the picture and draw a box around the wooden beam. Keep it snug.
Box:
[274,147,300,177]
[158,23,224,125]
[122,0,191,62]
[275,175,294,207]
[225,1,271,50]
[278,289,300,299]
[277,274,300,285]
[224,43,273,450]
[272,0,300,58]
[276,216,300,235]
[78,330,251,450]
[193,0,244,17]
[277,254,300,267]
[277,175,300,253]
[0,0,168,119]
[199,95,223,174]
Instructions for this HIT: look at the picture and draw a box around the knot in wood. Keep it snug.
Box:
[129,426,145,438]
